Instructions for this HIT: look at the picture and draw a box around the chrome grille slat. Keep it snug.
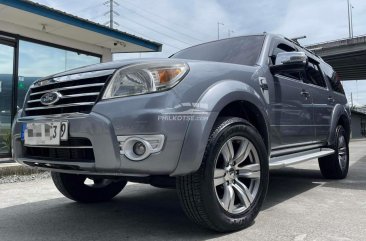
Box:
[24,74,111,116]
[24,73,113,117]
[30,69,115,89]
[27,92,100,103]
[30,83,104,96]
[25,102,95,111]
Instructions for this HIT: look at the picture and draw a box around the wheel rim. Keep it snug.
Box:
[338,135,348,170]
[214,136,261,214]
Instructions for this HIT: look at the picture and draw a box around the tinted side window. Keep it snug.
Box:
[323,67,345,94]
[281,71,304,81]
[304,62,326,88]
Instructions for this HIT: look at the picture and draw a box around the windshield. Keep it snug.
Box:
[171,35,265,66]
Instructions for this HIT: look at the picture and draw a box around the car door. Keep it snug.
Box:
[267,41,315,148]
[303,59,334,142]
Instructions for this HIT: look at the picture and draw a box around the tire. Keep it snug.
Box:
[51,172,127,203]
[176,117,269,232]
[318,125,349,179]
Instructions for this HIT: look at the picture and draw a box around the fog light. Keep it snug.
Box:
[133,141,146,156]
[117,135,165,161]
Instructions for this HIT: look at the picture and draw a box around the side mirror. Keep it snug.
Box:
[270,52,308,74]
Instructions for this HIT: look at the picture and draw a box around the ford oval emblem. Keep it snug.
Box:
[40,92,62,105]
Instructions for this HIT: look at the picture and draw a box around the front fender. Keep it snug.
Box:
[328,104,351,145]
[171,80,268,176]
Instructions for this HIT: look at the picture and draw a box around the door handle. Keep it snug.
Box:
[260,82,269,90]
[300,90,310,98]
[328,97,335,103]
[259,77,268,90]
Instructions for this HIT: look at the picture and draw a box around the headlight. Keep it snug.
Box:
[102,61,189,99]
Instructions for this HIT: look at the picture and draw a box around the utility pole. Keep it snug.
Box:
[217,22,224,40]
[351,92,354,108]
[347,0,354,38]
[104,0,119,29]
[350,3,354,37]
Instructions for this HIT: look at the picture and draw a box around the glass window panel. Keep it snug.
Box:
[17,40,100,107]
[0,44,14,154]
[65,51,100,70]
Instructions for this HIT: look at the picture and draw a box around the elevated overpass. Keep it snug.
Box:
[307,35,366,80]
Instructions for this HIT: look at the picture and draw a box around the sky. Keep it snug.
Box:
[31,0,366,56]
[4,0,366,105]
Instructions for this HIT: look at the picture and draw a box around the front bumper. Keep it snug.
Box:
[12,91,192,176]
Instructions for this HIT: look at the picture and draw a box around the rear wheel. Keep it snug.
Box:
[177,117,269,232]
[318,125,349,179]
[51,172,127,203]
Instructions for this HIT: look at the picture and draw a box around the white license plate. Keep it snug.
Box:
[23,121,69,146]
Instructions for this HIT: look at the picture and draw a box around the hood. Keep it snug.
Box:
[42,58,194,80]
[37,57,257,83]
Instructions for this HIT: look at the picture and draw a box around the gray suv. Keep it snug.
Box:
[12,33,351,232]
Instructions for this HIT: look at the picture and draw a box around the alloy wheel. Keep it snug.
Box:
[338,135,348,170]
[214,136,261,214]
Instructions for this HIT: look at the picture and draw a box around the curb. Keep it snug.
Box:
[0,158,14,164]
[350,138,366,142]
[0,163,44,177]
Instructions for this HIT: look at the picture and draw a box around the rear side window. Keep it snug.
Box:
[328,72,345,94]
[322,64,345,94]
[304,62,327,88]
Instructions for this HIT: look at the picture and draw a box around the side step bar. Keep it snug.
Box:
[269,148,335,170]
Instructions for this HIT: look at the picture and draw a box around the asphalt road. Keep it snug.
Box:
[1,140,365,241]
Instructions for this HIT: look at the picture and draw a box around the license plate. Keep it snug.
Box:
[22,121,69,146]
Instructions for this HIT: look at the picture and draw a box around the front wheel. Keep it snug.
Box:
[177,117,269,232]
[318,125,349,179]
[51,172,127,203]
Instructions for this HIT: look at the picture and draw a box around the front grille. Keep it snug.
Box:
[24,73,112,116]
[24,138,95,163]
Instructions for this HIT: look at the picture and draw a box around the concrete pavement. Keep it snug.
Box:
[0,140,365,241]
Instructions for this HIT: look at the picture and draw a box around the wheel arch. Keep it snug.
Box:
[216,100,270,154]
[171,80,270,176]
[328,104,351,145]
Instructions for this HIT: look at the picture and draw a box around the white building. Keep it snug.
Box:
[0,0,161,157]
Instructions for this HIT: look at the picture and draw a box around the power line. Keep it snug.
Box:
[121,0,214,40]
[118,24,183,50]
[104,0,120,28]
[88,12,108,21]
[115,3,204,43]
[72,1,186,52]
[116,15,194,46]
[71,3,102,15]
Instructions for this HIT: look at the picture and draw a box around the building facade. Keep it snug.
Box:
[0,0,161,157]
[351,109,366,139]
